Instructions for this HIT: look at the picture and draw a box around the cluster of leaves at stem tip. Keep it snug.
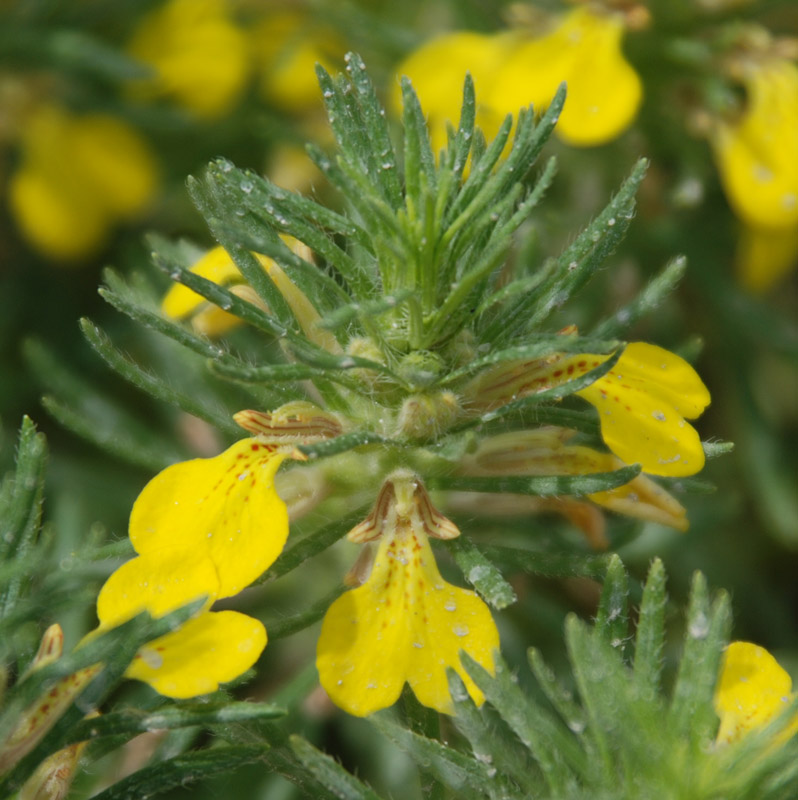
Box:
[87,52,689,481]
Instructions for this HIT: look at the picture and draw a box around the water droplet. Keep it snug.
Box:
[218,159,233,173]
[453,624,469,637]
[140,648,163,669]
[652,411,666,421]
[607,217,616,227]
[412,641,424,649]
[444,600,457,612]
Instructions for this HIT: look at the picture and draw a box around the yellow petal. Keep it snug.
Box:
[736,223,798,293]
[96,549,219,628]
[488,7,641,146]
[393,31,514,154]
[8,167,109,261]
[70,114,157,217]
[127,0,250,119]
[715,641,795,745]
[125,610,266,698]
[253,11,342,113]
[317,525,498,716]
[575,343,709,476]
[712,59,798,230]
[129,439,289,597]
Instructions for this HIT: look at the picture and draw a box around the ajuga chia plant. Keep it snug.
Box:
[8,54,750,797]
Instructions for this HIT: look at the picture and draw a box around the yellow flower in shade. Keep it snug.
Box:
[127,0,249,119]
[393,31,515,154]
[251,9,343,114]
[317,471,499,717]
[715,641,798,746]
[8,105,156,261]
[466,342,710,478]
[711,58,798,291]
[487,6,642,146]
[460,428,689,533]
[162,240,341,351]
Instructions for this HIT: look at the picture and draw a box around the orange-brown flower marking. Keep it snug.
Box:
[317,471,499,716]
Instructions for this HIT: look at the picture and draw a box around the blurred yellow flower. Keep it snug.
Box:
[251,9,343,114]
[8,105,156,261]
[394,5,641,151]
[712,57,798,291]
[127,0,250,119]
[162,240,341,351]
[488,5,642,146]
[715,641,797,746]
[317,471,499,716]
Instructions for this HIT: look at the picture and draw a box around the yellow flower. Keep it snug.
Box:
[394,6,641,152]
[460,428,689,532]
[129,438,289,596]
[162,240,341,351]
[127,0,250,119]
[251,9,343,114]
[8,105,156,261]
[317,471,499,716]
[488,5,642,146]
[92,438,290,697]
[393,31,514,154]
[711,58,798,290]
[715,641,798,746]
[466,342,710,478]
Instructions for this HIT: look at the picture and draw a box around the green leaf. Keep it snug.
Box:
[447,670,537,798]
[443,537,516,610]
[290,735,384,800]
[89,746,268,800]
[266,585,345,640]
[594,554,630,658]
[79,318,242,439]
[431,463,641,497]
[592,255,687,339]
[481,546,611,580]
[371,713,503,798]
[69,702,285,745]
[633,558,668,697]
[461,652,585,794]
[668,572,731,750]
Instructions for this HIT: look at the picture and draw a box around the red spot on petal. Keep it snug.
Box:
[40,703,50,713]
[251,444,260,451]
[578,360,587,368]
[553,370,563,377]
[592,361,600,367]
[567,365,574,375]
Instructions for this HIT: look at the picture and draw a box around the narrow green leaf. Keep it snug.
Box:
[633,558,668,696]
[317,289,415,331]
[296,431,394,461]
[290,735,384,800]
[80,318,242,438]
[668,572,732,749]
[90,746,268,800]
[443,537,516,610]
[69,702,285,745]
[401,75,437,212]
[592,255,687,339]
[371,713,503,798]
[481,546,611,580]
[594,554,630,658]
[431,463,641,497]
[527,648,589,745]
[259,510,367,583]
[461,652,586,793]
[447,670,538,798]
